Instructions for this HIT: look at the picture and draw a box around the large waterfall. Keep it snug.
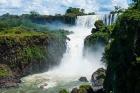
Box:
[22,15,104,92]
[45,15,104,78]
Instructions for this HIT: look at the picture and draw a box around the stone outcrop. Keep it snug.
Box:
[84,20,109,57]
[70,85,106,93]
[79,77,88,82]
[91,68,106,87]
[71,85,94,93]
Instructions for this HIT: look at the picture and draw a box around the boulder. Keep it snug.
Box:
[71,85,94,93]
[71,85,106,93]
[39,83,48,89]
[91,28,99,34]
[79,77,88,82]
[59,89,69,93]
[91,68,106,87]
[71,88,79,93]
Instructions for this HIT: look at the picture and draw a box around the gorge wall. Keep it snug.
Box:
[103,9,140,93]
[84,4,140,93]
[0,29,67,88]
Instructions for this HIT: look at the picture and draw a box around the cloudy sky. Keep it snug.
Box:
[0,0,131,15]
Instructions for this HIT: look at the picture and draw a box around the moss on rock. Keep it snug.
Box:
[0,26,67,88]
[0,64,12,77]
[59,89,69,93]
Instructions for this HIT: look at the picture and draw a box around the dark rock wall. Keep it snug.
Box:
[103,10,140,93]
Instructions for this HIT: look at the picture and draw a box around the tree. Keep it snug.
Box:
[30,11,40,17]
[94,20,104,29]
[1,13,10,17]
[65,7,85,16]
[110,6,124,14]
[132,0,140,9]
[81,9,85,14]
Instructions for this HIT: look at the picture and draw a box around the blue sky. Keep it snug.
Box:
[0,0,131,15]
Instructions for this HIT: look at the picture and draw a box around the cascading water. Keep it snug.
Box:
[103,13,118,25]
[21,15,105,92]
[45,15,104,78]
[95,13,118,25]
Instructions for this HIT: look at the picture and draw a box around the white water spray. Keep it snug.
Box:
[47,15,104,78]
[22,15,105,89]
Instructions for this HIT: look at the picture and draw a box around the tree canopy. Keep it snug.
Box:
[65,7,85,16]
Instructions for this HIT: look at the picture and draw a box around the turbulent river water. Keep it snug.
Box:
[1,15,106,93]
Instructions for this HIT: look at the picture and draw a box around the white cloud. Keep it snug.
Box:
[10,0,22,8]
[0,0,7,4]
[0,0,22,9]
[0,0,129,15]
[112,0,128,8]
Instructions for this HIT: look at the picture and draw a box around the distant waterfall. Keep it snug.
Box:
[102,13,118,25]
[76,15,100,28]
[76,14,118,27]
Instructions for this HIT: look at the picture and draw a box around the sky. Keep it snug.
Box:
[0,0,131,15]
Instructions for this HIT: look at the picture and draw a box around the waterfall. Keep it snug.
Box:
[76,15,100,28]
[22,15,104,90]
[102,13,118,25]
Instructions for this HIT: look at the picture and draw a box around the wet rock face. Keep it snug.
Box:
[71,85,94,93]
[70,85,106,93]
[0,77,21,88]
[0,35,66,73]
[0,64,21,88]
[71,88,79,93]
[39,83,48,89]
[79,77,88,82]
[91,28,99,34]
[69,68,106,93]
[103,9,140,93]
[91,68,106,87]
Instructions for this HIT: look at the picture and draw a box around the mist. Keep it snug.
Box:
[22,15,105,91]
